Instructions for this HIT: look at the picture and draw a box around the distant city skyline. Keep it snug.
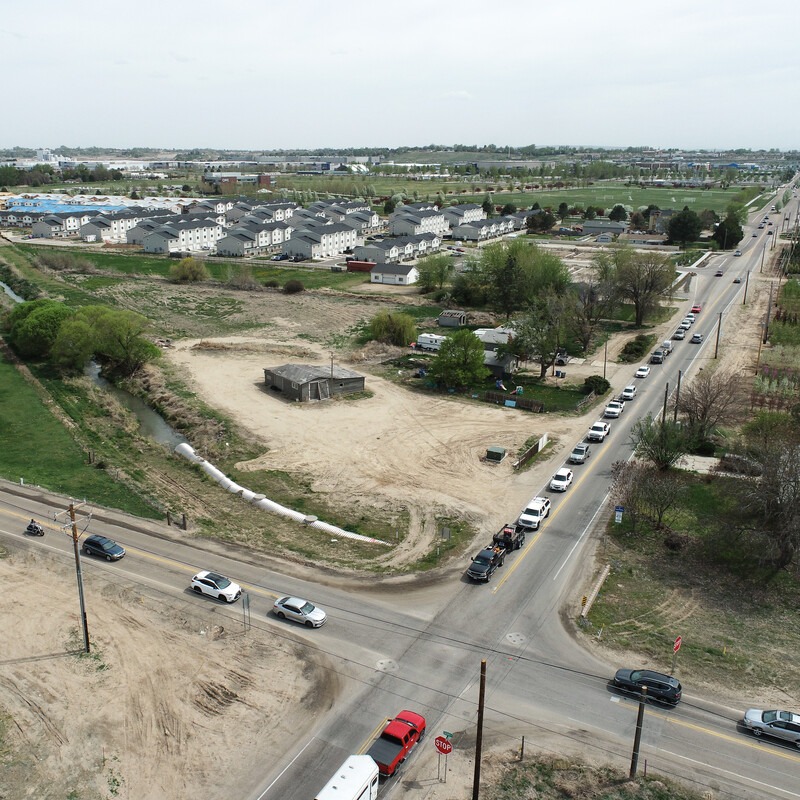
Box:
[2,0,798,152]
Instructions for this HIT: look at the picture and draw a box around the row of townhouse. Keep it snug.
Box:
[452,217,516,241]
[388,202,487,238]
[142,218,226,254]
[354,232,442,264]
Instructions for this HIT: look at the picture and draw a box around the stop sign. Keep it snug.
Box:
[434,736,453,755]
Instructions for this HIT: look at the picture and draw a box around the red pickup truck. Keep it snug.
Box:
[366,710,426,777]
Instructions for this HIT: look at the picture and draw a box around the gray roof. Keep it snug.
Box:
[266,363,363,384]
[371,263,416,275]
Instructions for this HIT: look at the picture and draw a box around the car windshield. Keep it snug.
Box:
[213,576,231,589]
[762,710,778,722]
[100,540,116,551]
[300,602,315,614]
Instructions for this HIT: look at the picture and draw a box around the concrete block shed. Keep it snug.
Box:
[264,364,365,402]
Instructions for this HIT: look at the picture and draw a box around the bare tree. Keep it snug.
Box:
[611,461,684,532]
[629,414,690,471]
[675,369,743,443]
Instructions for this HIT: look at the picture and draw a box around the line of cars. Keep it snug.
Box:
[611,668,800,749]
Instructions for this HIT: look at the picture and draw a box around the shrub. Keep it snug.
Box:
[169,257,208,283]
[282,279,305,294]
[618,333,655,363]
[368,312,417,347]
[583,375,610,395]
[264,280,280,289]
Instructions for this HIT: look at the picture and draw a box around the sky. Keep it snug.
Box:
[2,0,798,153]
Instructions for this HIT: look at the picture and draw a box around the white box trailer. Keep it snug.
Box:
[315,755,379,800]
[416,333,447,351]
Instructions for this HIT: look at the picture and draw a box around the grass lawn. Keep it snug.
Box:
[0,353,159,517]
[584,474,800,696]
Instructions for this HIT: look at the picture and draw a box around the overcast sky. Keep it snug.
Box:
[3,0,798,152]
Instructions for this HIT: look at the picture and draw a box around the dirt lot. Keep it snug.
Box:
[0,257,779,799]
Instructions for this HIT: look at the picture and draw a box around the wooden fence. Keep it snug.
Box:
[483,390,544,413]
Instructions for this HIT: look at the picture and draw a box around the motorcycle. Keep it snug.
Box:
[26,522,45,537]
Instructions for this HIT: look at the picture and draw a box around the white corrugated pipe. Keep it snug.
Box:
[174,443,389,546]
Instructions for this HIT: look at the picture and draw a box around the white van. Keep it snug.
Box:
[416,333,447,351]
[315,755,379,800]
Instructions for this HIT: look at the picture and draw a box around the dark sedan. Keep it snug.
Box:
[612,668,682,704]
[83,534,126,561]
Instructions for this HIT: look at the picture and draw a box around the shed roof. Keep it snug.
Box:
[266,364,364,384]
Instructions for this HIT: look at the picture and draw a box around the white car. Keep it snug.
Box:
[734,249,742,257]
[549,468,574,492]
[635,365,651,379]
[673,329,686,340]
[191,571,242,603]
[679,319,692,331]
[621,385,637,401]
[517,496,551,530]
[273,596,327,628]
[604,400,625,418]
[587,421,611,442]
[685,313,696,323]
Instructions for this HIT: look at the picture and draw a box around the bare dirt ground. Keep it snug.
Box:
[1,255,781,800]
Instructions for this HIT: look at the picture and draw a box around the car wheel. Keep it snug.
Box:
[276,611,285,619]
[83,547,91,556]
[192,586,203,594]
[752,728,763,737]
[106,555,113,562]
[305,620,314,628]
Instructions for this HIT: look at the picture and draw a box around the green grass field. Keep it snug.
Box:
[0,354,159,517]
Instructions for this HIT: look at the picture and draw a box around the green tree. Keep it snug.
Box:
[569,278,613,353]
[427,328,489,389]
[169,257,208,283]
[725,201,748,227]
[667,208,702,247]
[481,240,569,318]
[527,211,556,232]
[506,292,569,378]
[500,203,517,216]
[481,195,494,216]
[557,202,569,220]
[8,300,73,359]
[698,208,719,230]
[629,211,646,230]
[94,309,160,377]
[416,254,454,293]
[383,197,397,214]
[712,214,744,250]
[368,311,417,347]
[608,204,628,222]
[50,318,95,371]
[605,246,674,326]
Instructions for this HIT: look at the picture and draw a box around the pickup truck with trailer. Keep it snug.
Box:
[467,524,526,582]
[493,523,526,551]
[466,542,507,581]
[366,711,426,777]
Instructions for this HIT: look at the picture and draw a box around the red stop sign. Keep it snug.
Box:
[434,736,453,755]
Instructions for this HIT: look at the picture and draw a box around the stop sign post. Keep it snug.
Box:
[435,735,453,755]
[671,635,682,672]
[435,735,452,782]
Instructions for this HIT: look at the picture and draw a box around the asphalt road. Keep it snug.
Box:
[2,191,799,800]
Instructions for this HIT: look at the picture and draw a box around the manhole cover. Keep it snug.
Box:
[506,632,526,645]
[376,659,398,672]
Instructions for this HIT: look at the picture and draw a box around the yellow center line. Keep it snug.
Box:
[492,443,607,593]
[615,699,800,764]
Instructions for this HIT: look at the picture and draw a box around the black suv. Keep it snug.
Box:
[613,669,682,704]
[83,534,126,561]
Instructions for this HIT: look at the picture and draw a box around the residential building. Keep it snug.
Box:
[369,263,419,285]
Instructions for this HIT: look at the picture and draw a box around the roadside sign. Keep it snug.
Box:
[435,736,453,755]
[615,505,624,524]
[673,636,682,653]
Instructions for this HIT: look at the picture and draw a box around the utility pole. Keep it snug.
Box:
[472,659,487,800]
[603,334,609,380]
[743,272,750,305]
[629,686,648,778]
[764,282,775,343]
[673,370,682,423]
[760,244,766,273]
[661,382,669,426]
[714,311,722,359]
[57,502,91,653]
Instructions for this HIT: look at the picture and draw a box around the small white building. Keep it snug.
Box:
[370,263,419,285]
